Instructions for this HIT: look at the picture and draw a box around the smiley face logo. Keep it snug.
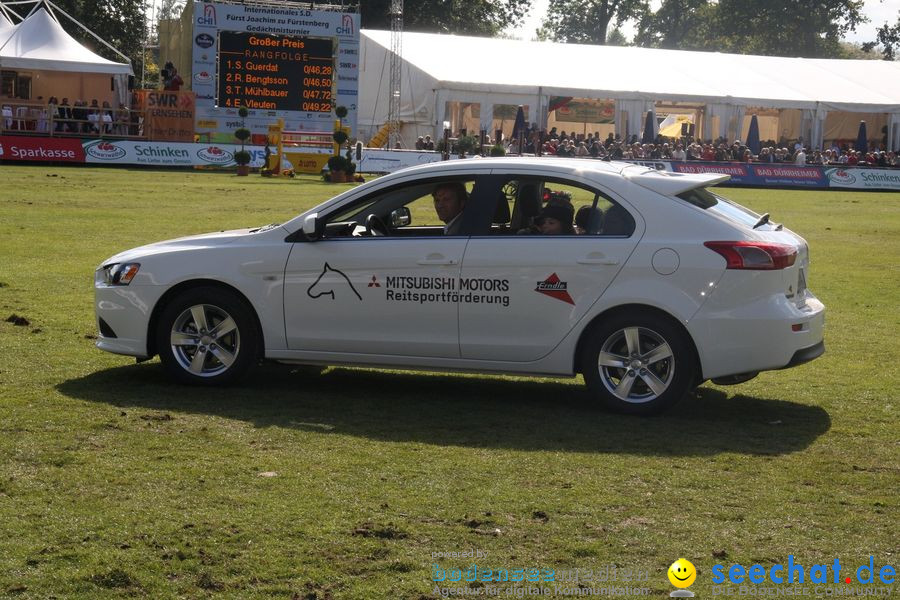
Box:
[668,558,697,588]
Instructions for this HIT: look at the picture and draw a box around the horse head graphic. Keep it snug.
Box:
[307,263,362,301]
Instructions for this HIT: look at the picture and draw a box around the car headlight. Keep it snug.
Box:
[96,263,141,286]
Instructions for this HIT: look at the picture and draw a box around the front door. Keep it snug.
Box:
[283,174,493,358]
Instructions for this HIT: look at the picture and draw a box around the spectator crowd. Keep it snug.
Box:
[427,125,900,168]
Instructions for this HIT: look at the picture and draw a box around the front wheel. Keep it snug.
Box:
[156,286,259,385]
[580,313,696,415]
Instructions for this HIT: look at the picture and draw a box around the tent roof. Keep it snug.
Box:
[0,8,132,75]
[362,30,900,113]
[0,11,14,46]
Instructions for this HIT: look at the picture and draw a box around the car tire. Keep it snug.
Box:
[580,312,696,415]
[156,286,258,385]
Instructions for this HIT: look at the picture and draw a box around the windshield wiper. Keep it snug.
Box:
[752,213,770,229]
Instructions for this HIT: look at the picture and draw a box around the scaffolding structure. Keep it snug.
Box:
[387,0,402,149]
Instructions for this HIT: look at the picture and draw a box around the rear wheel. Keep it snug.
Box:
[156,286,258,385]
[580,312,696,415]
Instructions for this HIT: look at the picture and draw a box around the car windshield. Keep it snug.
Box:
[677,187,777,230]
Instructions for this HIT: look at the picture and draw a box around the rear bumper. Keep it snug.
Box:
[780,340,825,369]
[688,293,825,380]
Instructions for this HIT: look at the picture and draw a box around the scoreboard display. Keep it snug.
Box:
[217,31,334,112]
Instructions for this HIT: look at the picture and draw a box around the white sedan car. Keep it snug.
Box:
[94,158,825,414]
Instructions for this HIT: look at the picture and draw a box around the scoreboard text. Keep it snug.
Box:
[217,31,334,112]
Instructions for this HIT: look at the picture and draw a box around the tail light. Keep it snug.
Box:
[704,241,797,270]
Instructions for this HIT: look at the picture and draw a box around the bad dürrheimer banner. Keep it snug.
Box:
[135,90,196,142]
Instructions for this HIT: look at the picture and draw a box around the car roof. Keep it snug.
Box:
[384,157,729,196]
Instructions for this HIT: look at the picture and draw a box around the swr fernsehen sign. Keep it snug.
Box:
[217,32,333,112]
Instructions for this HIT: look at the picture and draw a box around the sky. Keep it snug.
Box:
[505,0,900,46]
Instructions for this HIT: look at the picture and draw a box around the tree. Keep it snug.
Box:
[862,16,900,60]
[605,27,629,46]
[633,0,714,49]
[359,0,531,36]
[157,0,184,21]
[52,0,148,73]
[709,0,866,58]
[537,0,647,45]
[632,0,866,58]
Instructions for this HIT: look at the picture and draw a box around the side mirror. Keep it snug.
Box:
[390,206,411,227]
[302,213,321,240]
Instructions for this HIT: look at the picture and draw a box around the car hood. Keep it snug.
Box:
[100,228,256,266]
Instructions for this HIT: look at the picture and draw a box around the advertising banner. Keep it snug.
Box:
[824,166,900,191]
[134,90,196,142]
[554,100,616,124]
[748,164,829,187]
[81,139,269,168]
[358,149,448,173]
[0,135,85,162]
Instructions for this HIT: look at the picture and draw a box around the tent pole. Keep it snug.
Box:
[44,0,132,63]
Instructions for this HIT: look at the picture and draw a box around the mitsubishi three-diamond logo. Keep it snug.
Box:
[535,273,574,305]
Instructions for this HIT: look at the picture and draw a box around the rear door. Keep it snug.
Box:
[457,173,643,362]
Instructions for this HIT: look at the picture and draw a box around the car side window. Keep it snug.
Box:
[488,177,635,237]
[320,178,477,238]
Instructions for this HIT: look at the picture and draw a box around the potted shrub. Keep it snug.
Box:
[332,129,349,149]
[456,133,479,157]
[234,107,251,176]
[490,143,506,157]
[327,155,350,183]
[234,149,252,175]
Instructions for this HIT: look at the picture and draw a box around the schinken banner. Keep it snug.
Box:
[825,166,900,191]
[81,140,266,167]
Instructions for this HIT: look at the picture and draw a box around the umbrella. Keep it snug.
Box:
[642,109,656,143]
[746,114,761,155]
[856,120,867,153]
[511,105,526,150]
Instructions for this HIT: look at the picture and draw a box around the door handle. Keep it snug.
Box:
[577,257,619,265]
[417,255,457,265]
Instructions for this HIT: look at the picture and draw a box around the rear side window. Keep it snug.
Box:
[489,177,635,237]
[678,187,774,229]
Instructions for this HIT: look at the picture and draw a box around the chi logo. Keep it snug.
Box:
[337,14,354,35]
[197,4,216,25]
[535,273,574,305]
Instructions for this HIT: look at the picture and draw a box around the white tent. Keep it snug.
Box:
[359,30,900,151]
[0,7,131,107]
[0,8,131,74]
[0,11,15,47]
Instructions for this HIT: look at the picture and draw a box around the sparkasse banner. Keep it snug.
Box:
[0,136,85,162]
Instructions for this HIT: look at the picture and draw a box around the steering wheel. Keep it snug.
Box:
[365,213,390,237]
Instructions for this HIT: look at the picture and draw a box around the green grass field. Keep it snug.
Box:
[0,165,897,599]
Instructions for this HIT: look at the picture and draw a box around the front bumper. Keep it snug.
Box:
[94,284,164,359]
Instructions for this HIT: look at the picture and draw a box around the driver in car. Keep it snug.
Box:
[432,182,468,235]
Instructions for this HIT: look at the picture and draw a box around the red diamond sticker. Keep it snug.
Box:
[535,273,574,305]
